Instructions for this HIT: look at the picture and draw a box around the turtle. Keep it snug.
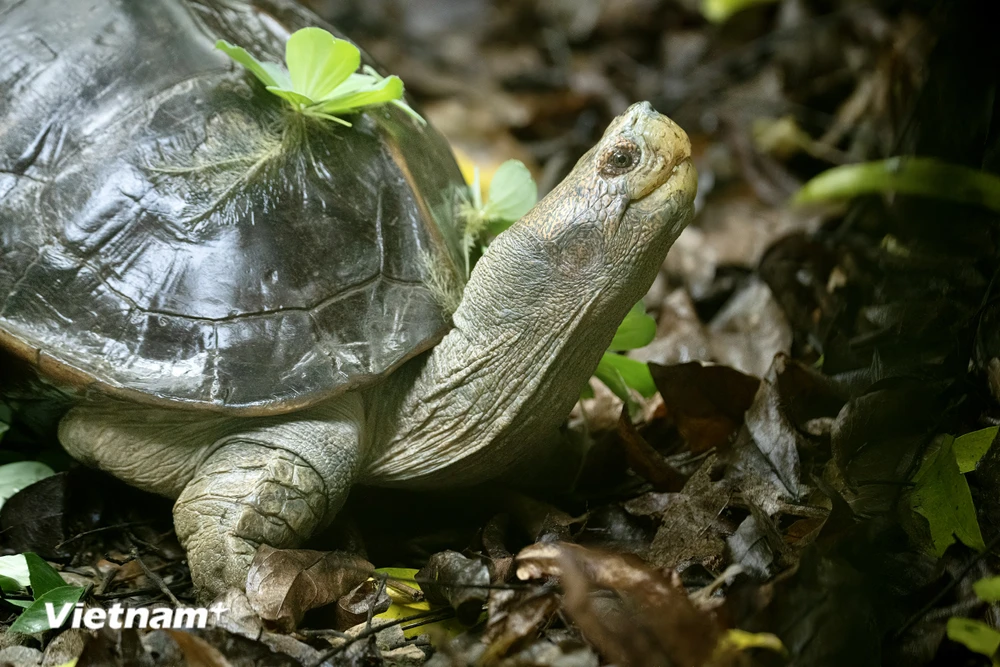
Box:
[0,0,697,597]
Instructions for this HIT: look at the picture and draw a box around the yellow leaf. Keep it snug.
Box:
[710,629,787,665]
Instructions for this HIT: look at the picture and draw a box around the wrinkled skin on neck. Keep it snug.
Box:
[364,102,697,486]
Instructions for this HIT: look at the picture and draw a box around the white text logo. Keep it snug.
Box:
[45,602,228,629]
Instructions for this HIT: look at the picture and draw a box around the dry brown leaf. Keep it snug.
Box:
[644,456,731,572]
[416,550,490,626]
[515,542,721,667]
[245,545,373,633]
[481,588,561,662]
[650,362,760,453]
[336,579,392,631]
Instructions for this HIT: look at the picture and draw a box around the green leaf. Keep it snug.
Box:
[947,617,1000,661]
[8,585,84,634]
[264,86,315,110]
[375,567,421,584]
[795,157,1000,214]
[359,67,425,125]
[215,41,285,88]
[599,353,657,398]
[0,555,30,593]
[373,567,464,641]
[217,29,416,124]
[975,576,1000,603]
[0,462,54,510]
[485,219,515,237]
[315,74,404,116]
[609,302,656,351]
[910,436,986,556]
[0,575,25,598]
[259,62,293,90]
[24,553,67,598]
[481,160,537,223]
[594,355,635,405]
[954,427,997,473]
[284,27,359,102]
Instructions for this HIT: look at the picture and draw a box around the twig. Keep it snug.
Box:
[364,577,388,632]
[54,521,153,549]
[93,582,193,601]
[298,628,351,640]
[95,568,118,597]
[310,607,456,667]
[129,547,181,607]
[126,528,173,561]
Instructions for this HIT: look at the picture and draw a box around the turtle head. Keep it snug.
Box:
[507,101,696,299]
[580,101,696,266]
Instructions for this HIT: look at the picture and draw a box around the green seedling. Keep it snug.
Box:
[947,575,1000,665]
[1,553,85,634]
[217,27,423,126]
[461,159,537,275]
[463,163,656,406]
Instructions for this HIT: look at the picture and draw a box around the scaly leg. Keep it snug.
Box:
[58,396,364,597]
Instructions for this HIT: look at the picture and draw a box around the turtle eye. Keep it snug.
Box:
[600,140,640,176]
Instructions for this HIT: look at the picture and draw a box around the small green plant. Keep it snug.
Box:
[217,27,422,126]
[795,157,1000,214]
[373,567,465,640]
[948,574,1000,664]
[461,160,537,275]
[463,163,656,406]
[591,303,659,407]
[0,553,85,634]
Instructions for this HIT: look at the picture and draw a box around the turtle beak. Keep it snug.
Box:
[629,155,696,238]
[630,106,694,202]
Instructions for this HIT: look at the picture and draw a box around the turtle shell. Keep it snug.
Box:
[0,0,465,414]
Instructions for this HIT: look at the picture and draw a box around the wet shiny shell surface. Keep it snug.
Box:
[0,0,465,414]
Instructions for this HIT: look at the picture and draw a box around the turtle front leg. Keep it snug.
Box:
[58,397,365,598]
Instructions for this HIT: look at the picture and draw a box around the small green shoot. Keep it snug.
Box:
[592,303,659,413]
[947,576,1000,664]
[4,553,86,633]
[461,159,537,275]
[947,618,1000,665]
[609,301,657,352]
[794,157,1000,214]
[217,27,423,127]
[372,568,465,642]
[973,576,1000,603]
